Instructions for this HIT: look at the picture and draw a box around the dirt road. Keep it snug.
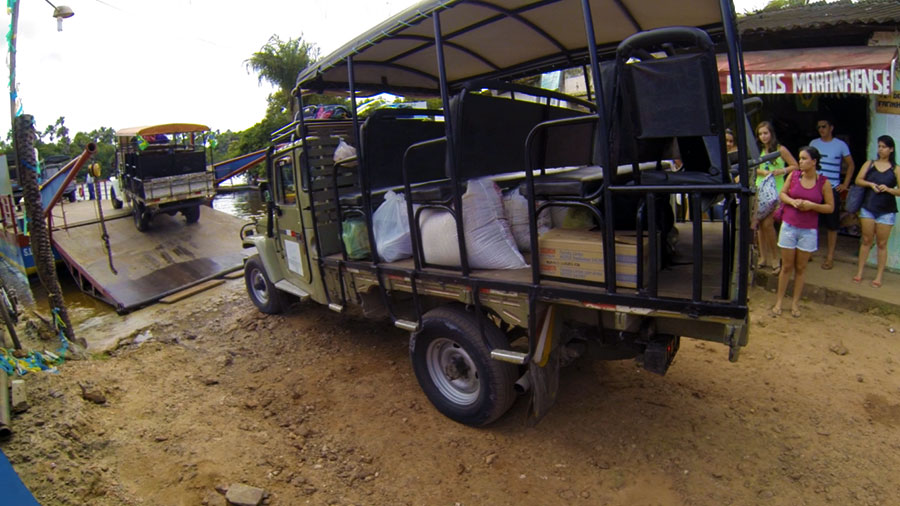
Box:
[2,281,899,505]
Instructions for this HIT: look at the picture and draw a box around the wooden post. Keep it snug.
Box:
[0,373,11,439]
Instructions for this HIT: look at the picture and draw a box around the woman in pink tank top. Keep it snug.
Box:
[772,146,834,318]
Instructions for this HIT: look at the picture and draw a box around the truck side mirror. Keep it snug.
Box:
[258,181,270,202]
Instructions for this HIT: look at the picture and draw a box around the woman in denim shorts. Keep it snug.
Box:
[853,135,900,288]
[772,146,834,317]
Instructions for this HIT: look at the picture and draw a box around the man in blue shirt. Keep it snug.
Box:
[810,117,854,270]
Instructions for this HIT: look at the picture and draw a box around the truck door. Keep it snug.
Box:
[272,152,312,285]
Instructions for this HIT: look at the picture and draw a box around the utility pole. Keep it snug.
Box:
[8,0,19,124]
[7,1,82,348]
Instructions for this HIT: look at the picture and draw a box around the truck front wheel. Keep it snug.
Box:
[244,255,285,314]
[410,305,517,426]
[183,205,200,224]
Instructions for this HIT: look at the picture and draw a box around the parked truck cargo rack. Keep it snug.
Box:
[112,123,216,231]
[241,0,757,426]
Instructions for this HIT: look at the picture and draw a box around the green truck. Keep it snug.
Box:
[241,0,756,426]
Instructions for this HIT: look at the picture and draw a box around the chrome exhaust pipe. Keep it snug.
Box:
[514,372,531,395]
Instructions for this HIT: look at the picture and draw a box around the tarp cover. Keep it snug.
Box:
[717,46,897,95]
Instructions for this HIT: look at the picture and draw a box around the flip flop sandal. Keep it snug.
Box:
[821,261,833,270]
[770,307,782,317]
[852,276,862,283]
[872,280,882,288]
[791,309,801,318]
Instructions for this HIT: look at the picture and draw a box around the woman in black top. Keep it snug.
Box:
[853,135,900,288]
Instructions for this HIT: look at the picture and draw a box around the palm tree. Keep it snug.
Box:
[245,35,319,108]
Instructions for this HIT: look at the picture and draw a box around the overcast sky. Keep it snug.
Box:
[4,0,770,137]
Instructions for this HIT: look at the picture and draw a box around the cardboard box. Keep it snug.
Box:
[538,228,650,288]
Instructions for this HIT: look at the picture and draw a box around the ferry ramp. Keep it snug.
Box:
[50,202,251,312]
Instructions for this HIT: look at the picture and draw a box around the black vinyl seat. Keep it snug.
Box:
[523,59,623,202]
[611,26,729,189]
[406,81,595,205]
[338,109,446,210]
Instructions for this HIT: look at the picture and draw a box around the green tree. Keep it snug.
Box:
[761,0,808,11]
[71,128,116,179]
[36,116,72,158]
[210,129,239,163]
[245,35,319,112]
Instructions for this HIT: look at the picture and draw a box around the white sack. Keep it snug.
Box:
[421,178,527,269]
[502,188,551,252]
[373,190,413,262]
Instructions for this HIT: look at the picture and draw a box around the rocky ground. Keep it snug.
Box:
[1,280,899,506]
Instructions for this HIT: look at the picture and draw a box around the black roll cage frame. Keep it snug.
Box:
[273,0,754,364]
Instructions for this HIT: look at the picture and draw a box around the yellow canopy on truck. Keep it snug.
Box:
[115,123,210,139]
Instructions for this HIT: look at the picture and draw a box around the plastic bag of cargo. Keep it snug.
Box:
[547,205,596,230]
[421,178,527,269]
[342,218,370,260]
[373,190,413,262]
[502,188,551,252]
[333,138,357,162]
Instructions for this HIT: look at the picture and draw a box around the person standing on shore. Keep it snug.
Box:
[810,117,854,270]
[772,146,834,318]
[86,170,95,200]
[755,121,798,274]
[853,135,900,288]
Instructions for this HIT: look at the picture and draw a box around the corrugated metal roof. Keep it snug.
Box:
[739,0,900,34]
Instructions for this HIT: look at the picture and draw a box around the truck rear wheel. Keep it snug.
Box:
[244,255,285,314]
[133,202,150,232]
[183,205,200,224]
[410,305,517,426]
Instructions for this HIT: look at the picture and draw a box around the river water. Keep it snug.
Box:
[211,189,265,221]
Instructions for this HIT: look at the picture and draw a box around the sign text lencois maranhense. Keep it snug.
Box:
[722,68,893,95]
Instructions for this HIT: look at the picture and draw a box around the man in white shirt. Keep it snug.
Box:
[810,118,854,270]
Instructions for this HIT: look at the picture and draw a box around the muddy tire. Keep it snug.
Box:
[133,202,150,232]
[183,205,201,224]
[244,255,285,314]
[410,305,517,426]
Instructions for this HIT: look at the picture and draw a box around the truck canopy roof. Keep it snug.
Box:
[116,123,210,139]
[295,0,727,96]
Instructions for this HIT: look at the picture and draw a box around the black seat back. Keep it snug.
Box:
[451,83,594,182]
[360,109,447,190]
[612,27,727,179]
